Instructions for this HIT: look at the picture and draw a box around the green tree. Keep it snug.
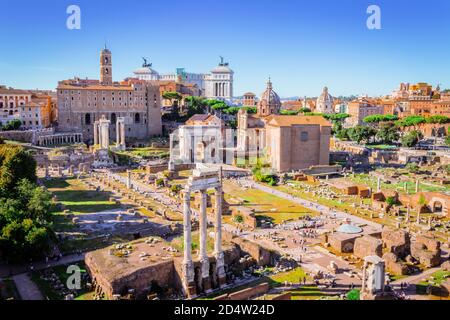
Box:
[347,126,376,144]
[401,130,423,148]
[376,122,399,144]
[395,116,426,130]
[363,114,398,126]
[162,92,182,106]
[0,180,54,263]
[184,96,208,118]
[2,119,22,131]
[242,106,257,114]
[0,145,37,196]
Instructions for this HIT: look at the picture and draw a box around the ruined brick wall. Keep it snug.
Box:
[85,252,175,299]
[354,236,382,258]
[411,235,441,267]
[382,229,410,258]
[231,237,275,266]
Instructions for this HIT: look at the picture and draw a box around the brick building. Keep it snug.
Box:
[57,48,162,143]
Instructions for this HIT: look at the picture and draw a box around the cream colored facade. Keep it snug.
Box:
[0,86,53,129]
[57,48,162,143]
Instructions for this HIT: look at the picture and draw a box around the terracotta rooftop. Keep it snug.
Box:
[266,115,332,127]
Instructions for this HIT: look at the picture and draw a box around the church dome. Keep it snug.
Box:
[316,87,334,114]
[260,79,281,106]
[134,66,159,75]
[211,57,234,74]
[211,65,234,74]
[336,224,363,234]
[257,79,281,116]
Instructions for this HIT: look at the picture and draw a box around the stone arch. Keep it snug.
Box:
[432,201,443,213]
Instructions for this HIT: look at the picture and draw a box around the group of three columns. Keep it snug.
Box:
[182,186,226,297]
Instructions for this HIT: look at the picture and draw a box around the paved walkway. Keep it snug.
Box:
[12,273,44,300]
[0,253,85,278]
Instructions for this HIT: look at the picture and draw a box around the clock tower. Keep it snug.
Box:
[100,47,112,85]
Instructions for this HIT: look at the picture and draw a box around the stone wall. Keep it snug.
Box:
[0,130,34,143]
[214,283,269,300]
[85,253,175,299]
[229,235,275,267]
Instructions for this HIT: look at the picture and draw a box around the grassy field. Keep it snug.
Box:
[416,270,450,297]
[203,267,332,300]
[224,182,317,224]
[118,147,169,160]
[44,178,120,214]
[347,173,449,195]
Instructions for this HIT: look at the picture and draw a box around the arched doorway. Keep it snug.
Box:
[196,142,206,163]
[111,113,117,125]
[432,201,443,213]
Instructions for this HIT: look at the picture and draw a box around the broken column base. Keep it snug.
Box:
[184,282,197,299]
[202,277,212,293]
[218,276,227,288]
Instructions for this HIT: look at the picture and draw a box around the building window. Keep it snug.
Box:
[85,113,91,125]
[134,113,140,124]
[301,132,309,142]
[111,113,117,124]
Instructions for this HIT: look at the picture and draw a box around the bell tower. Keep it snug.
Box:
[100,47,112,85]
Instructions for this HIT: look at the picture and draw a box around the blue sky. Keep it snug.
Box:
[1,0,450,97]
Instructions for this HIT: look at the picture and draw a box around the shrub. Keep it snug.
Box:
[155,178,165,188]
[406,162,419,173]
[233,215,244,224]
[170,184,182,194]
[346,290,360,300]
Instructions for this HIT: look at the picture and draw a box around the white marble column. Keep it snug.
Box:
[126,170,131,189]
[214,187,226,286]
[94,122,99,145]
[116,120,120,147]
[182,190,195,294]
[199,190,210,281]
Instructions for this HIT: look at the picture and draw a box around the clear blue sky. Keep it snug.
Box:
[1,0,450,97]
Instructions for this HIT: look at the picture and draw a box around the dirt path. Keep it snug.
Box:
[12,273,44,300]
